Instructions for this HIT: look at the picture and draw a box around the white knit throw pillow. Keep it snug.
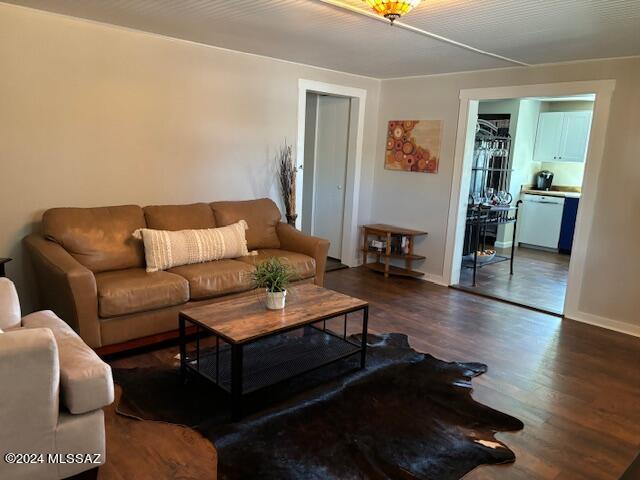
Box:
[133,220,252,272]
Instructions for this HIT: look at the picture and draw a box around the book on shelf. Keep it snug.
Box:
[368,240,386,252]
[389,235,409,255]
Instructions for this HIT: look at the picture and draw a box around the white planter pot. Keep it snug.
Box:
[265,289,287,310]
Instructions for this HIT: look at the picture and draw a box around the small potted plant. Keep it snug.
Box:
[253,257,294,310]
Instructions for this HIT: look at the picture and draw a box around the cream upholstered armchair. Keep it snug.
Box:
[0,278,114,480]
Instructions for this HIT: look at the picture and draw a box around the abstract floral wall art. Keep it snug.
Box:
[384,120,442,173]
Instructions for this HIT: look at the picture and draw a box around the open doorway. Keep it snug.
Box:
[295,80,367,271]
[443,80,615,321]
[453,95,594,314]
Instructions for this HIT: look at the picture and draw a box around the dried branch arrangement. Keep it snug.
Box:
[276,141,297,225]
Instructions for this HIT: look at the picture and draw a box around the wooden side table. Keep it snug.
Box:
[361,224,427,278]
[0,258,11,277]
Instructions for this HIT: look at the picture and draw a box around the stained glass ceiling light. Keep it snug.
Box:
[364,0,422,24]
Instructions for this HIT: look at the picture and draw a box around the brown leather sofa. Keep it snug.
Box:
[24,199,329,353]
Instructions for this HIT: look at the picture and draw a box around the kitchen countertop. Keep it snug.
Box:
[521,189,581,199]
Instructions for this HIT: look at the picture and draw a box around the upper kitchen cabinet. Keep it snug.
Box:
[559,111,593,162]
[533,112,563,162]
[533,111,593,162]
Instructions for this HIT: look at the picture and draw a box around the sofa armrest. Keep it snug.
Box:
[23,310,114,414]
[276,223,330,286]
[0,328,59,470]
[0,277,21,330]
[23,234,101,348]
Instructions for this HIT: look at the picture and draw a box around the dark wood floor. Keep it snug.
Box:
[457,246,570,315]
[104,266,640,480]
[325,256,349,272]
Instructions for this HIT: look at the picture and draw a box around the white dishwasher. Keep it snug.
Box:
[518,194,565,249]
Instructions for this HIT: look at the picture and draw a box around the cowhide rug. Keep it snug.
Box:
[113,333,523,479]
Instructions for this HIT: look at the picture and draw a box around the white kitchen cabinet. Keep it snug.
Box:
[533,111,592,163]
[558,111,593,162]
[533,112,563,163]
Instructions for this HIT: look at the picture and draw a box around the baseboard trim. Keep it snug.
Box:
[564,310,640,338]
[353,262,638,337]
[421,274,448,287]
[355,258,448,287]
[517,242,558,253]
[450,285,563,317]
[493,240,513,249]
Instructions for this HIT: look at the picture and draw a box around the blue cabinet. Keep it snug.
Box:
[558,197,579,253]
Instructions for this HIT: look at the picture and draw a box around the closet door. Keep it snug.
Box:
[313,96,351,260]
[558,111,592,162]
[533,112,564,162]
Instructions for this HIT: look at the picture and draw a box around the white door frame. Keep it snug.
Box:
[296,79,367,267]
[443,80,615,320]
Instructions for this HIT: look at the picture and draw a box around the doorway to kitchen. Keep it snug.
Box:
[443,81,615,320]
[295,80,367,269]
[456,95,593,314]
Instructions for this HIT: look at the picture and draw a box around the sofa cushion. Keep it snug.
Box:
[169,260,255,300]
[21,309,114,414]
[133,221,250,272]
[236,249,316,281]
[211,198,281,250]
[43,205,146,273]
[95,268,189,318]
[144,203,216,231]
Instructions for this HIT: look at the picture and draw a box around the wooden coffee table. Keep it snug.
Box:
[178,283,369,420]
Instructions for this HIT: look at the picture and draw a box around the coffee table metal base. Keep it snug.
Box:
[179,305,368,420]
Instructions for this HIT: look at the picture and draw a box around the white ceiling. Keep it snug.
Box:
[4,0,640,78]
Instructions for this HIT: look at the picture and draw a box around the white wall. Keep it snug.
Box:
[504,99,543,246]
[540,161,585,187]
[511,99,543,191]
[0,4,381,311]
[373,57,640,331]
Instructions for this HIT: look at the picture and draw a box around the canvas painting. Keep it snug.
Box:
[385,120,442,173]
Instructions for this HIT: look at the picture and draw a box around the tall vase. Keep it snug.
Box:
[286,213,298,226]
